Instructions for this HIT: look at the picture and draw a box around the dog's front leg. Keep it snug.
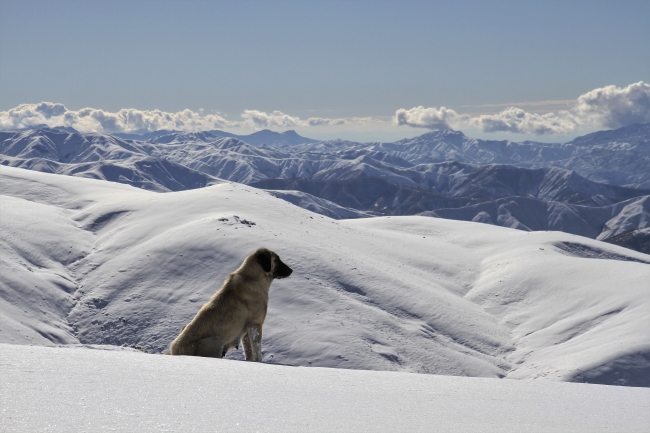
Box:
[242,330,254,360]
[250,324,263,361]
[242,325,263,362]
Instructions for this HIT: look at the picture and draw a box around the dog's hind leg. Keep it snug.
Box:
[169,324,195,355]
[170,338,197,356]
[242,324,263,362]
[195,336,226,358]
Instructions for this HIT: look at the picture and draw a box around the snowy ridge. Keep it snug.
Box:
[265,189,377,219]
[3,125,649,193]
[138,128,319,147]
[1,166,648,386]
[0,153,223,192]
[255,163,649,208]
[419,195,650,249]
[322,123,650,188]
[2,126,649,254]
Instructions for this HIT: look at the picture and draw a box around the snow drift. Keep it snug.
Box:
[2,344,648,433]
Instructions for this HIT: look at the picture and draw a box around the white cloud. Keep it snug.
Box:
[394,106,462,130]
[0,103,236,134]
[393,105,577,135]
[0,104,384,134]
[395,81,649,135]
[574,81,650,129]
[306,117,346,126]
[8,82,646,137]
[304,116,379,126]
[240,110,301,129]
[467,108,579,135]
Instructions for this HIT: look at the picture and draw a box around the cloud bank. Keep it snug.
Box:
[240,110,301,129]
[2,82,647,136]
[0,103,239,134]
[395,82,650,135]
[0,104,372,134]
[306,117,346,126]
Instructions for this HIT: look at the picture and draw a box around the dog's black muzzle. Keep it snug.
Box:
[274,261,293,279]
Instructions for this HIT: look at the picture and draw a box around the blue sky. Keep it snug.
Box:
[1,0,648,142]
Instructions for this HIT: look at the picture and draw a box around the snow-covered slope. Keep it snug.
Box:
[1,166,648,386]
[265,189,377,219]
[2,127,649,253]
[252,164,650,209]
[252,176,482,215]
[2,344,648,433]
[358,123,650,188]
[419,195,650,246]
[0,154,223,192]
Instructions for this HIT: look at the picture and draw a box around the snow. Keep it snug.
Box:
[1,165,649,387]
[1,344,648,433]
[3,127,649,249]
[265,189,375,219]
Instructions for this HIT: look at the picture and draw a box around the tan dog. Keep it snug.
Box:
[169,247,292,360]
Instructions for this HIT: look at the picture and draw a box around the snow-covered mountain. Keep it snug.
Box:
[114,128,319,147]
[5,123,649,188]
[305,123,650,189]
[418,195,650,254]
[252,163,649,208]
[0,153,222,193]
[212,128,319,147]
[3,127,647,203]
[1,125,649,253]
[1,166,648,387]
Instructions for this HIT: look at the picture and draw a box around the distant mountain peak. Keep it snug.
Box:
[279,130,302,137]
[421,129,466,137]
[147,131,219,144]
[568,122,650,146]
[238,129,318,146]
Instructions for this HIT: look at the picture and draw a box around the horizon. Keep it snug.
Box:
[7,120,649,146]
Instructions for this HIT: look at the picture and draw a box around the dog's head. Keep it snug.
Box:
[254,248,293,279]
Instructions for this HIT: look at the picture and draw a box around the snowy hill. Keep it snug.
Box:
[418,195,650,253]
[265,189,377,219]
[2,344,648,433]
[0,153,222,192]
[1,125,649,253]
[1,166,648,387]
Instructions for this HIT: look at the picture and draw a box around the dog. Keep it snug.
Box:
[169,247,292,361]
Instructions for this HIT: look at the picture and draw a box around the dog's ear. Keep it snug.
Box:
[255,249,272,273]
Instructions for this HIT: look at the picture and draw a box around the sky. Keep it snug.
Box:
[1,0,649,142]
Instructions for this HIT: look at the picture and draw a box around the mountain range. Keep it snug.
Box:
[115,128,319,147]
[1,123,648,253]
[2,165,648,387]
